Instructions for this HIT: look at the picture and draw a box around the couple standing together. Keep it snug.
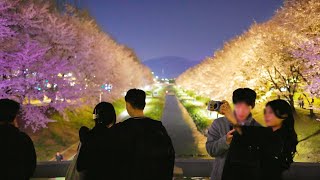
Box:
[75,89,175,180]
[207,88,298,180]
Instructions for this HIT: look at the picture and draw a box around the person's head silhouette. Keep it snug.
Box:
[125,89,146,117]
[92,102,116,127]
[0,99,20,125]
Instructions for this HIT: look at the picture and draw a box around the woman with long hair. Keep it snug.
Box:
[76,102,117,180]
[221,99,298,180]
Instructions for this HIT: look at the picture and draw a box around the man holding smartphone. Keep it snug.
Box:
[206,88,260,180]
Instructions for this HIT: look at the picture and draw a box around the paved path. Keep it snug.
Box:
[161,95,208,157]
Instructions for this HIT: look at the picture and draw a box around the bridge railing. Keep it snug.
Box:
[32,158,320,180]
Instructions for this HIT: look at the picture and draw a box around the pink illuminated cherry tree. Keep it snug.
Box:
[292,37,320,116]
[0,0,153,131]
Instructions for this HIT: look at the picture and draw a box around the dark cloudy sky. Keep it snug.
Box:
[80,0,283,62]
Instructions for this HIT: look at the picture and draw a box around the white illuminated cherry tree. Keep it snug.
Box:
[177,0,320,113]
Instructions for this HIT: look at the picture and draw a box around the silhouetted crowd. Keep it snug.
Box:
[0,88,297,180]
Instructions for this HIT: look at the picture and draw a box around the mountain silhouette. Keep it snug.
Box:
[143,56,199,79]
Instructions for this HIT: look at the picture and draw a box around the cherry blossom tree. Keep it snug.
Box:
[177,0,320,113]
[293,37,320,116]
[0,0,153,131]
[0,1,85,131]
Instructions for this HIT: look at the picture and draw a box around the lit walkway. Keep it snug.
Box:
[161,95,208,157]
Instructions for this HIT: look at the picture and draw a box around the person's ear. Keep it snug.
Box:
[126,102,132,110]
[11,118,19,128]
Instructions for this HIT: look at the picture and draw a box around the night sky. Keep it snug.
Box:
[80,0,283,62]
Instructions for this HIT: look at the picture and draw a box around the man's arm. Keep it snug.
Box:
[206,119,230,157]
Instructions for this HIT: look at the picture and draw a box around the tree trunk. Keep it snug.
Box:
[289,94,296,114]
[302,94,315,117]
[309,98,315,117]
[309,108,315,117]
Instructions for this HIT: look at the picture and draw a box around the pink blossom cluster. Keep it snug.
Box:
[0,0,153,131]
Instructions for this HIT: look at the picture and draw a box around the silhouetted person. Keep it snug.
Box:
[221,99,297,180]
[298,95,304,108]
[77,102,117,179]
[309,98,314,110]
[0,99,37,180]
[115,89,175,180]
[206,88,260,180]
[55,152,63,162]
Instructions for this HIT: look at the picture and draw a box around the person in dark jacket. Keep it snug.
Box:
[115,89,175,180]
[55,152,64,162]
[220,99,298,180]
[206,88,260,180]
[0,99,37,180]
[76,102,117,179]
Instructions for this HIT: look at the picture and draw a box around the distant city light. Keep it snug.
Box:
[101,83,113,92]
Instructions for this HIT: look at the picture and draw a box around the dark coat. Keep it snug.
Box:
[0,124,37,180]
[115,117,175,180]
[222,126,296,180]
[77,124,117,180]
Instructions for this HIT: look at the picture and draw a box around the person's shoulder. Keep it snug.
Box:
[213,116,229,126]
[4,125,29,141]
[214,116,227,122]
[145,117,162,123]
[111,121,131,136]
[120,117,163,129]
[19,130,30,139]
[121,117,160,124]
[79,126,90,143]
[18,131,34,146]
[115,118,132,128]
[251,118,262,127]
[143,117,164,127]
[110,122,125,131]
[79,126,90,135]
